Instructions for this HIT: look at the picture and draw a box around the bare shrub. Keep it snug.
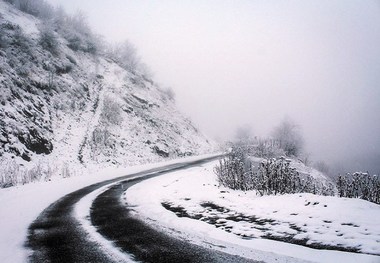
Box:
[5,0,100,55]
[255,158,334,196]
[16,0,54,19]
[253,138,285,158]
[12,26,31,52]
[65,32,82,51]
[101,96,122,125]
[61,13,99,54]
[61,162,71,178]
[91,127,115,158]
[0,159,54,188]
[44,162,53,181]
[27,161,43,182]
[16,63,30,77]
[272,118,304,157]
[214,146,335,196]
[0,25,10,48]
[0,159,21,188]
[39,25,59,55]
[214,146,253,191]
[107,40,141,72]
[337,172,380,204]
[92,127,111,148]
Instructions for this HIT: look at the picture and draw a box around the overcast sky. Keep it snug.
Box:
[45,0,380,172]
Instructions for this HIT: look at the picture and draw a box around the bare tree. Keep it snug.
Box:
[234,125,254,145]
[272,118,304,157]
[108,40,141,73]
[53,6,67,29]
[68,11,91,36]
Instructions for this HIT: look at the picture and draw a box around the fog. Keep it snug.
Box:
[46,0,380,174]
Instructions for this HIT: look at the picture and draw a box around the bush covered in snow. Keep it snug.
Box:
[256,158,335,196]
[251,138,286,158]
[271,118,304,157]
[214,146,336,196]
[0,158,54,188]
[39,25,58,55]
[4,0,99,54]
[106,41,140,72]
[90,127,113,158]
[337,172,380,204]
[100,96,123,125]
[213,146,253,191]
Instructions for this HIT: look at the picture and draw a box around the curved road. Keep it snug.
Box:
[26,156,260,263]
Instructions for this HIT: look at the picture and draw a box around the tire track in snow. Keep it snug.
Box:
[90,166,258,263]
[26,155,257,263]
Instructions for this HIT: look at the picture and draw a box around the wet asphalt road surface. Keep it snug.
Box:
[26,156,261,263]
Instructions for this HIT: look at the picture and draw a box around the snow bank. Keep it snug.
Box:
[125,161,380,263]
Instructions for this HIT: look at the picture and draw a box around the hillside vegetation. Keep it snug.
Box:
[0,0,214,187]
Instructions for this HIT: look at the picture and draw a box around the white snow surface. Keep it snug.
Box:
[125,161,380,263]
[0,154,217,263]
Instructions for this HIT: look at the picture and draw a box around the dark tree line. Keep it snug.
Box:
[337,172,380,204]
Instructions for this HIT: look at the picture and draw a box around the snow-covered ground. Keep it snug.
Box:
[0,154,218,263]
[125,160,380,263]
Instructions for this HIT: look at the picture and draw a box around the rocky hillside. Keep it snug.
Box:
[0,1,215,186]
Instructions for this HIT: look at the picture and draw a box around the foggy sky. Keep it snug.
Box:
[45,0,380,173]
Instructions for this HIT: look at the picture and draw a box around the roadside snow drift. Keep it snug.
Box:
[124,161,380,263]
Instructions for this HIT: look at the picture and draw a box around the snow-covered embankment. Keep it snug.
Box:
[124,161,380,263]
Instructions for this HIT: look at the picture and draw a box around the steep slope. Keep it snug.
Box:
[0,1,215,186]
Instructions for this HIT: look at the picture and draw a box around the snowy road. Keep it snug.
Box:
[26,155,259,263]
